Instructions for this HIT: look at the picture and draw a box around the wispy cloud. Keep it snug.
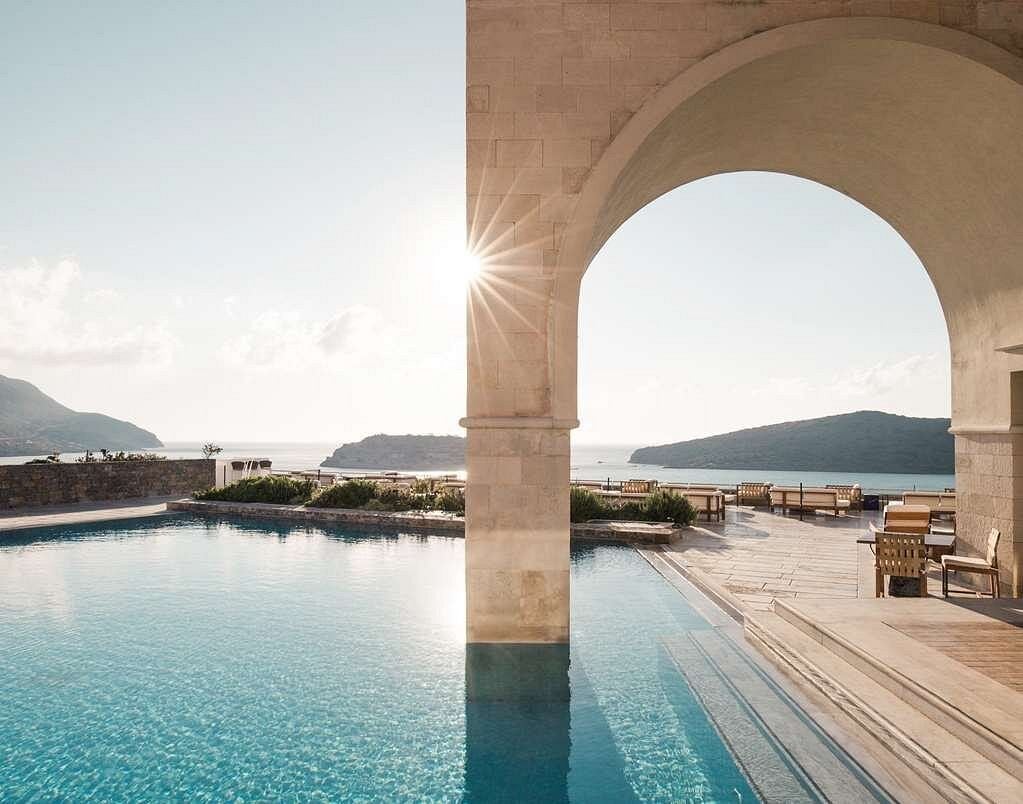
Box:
[220,305,386,370]
[758,353,946,402]
[0,259,176,367]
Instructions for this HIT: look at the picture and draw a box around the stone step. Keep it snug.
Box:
[664,629,891,803]
[746,611,1023,803]
[771,599,1023,782]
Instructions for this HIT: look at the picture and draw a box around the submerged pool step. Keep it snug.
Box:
[746,611,1023,803]
[664,630,891,804]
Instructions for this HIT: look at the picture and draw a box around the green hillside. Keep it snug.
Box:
[629,411,953,474]
[0,374,162,456]
[321,434,465,470]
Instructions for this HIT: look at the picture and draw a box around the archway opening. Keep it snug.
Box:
[573,171,952,491]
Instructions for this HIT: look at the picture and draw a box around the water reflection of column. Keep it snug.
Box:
[464,644,571,802]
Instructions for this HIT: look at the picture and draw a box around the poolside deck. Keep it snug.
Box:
[655,505,1023,799]
[0,496,178,532]
[665,505,972,610]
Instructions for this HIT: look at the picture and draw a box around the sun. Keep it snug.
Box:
[459,251,483,282]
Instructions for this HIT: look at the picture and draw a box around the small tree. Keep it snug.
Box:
[201,442,223,460]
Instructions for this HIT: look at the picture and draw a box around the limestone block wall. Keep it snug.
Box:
[0,460,215,510]
[954,434,1023,594]
[466,4,1023,639]
[465,425,571,642]
[467,2,1023,275]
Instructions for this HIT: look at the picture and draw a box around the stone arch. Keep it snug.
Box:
[465,15,1023,643]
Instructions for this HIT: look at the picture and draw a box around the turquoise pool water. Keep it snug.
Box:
[2,515,788,800]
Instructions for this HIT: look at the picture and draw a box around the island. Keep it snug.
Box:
[321,434,466,471]
[0,374,162,457]
[629,411,953,475]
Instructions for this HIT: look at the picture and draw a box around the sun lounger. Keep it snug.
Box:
[769,487,849,516]
[737,482,772,506]
[660,483,736,507]
[826,484,863,511]
[902,491,955,516]
[663,488,726,522]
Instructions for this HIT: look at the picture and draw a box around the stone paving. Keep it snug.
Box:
[667,505,971,612]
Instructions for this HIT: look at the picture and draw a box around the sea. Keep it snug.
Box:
[0,441,955,493]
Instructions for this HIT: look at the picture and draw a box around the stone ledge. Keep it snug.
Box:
[168,499,465,533]
[168,500,682,543]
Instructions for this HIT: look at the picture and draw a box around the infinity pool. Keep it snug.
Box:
[0,515,847,800]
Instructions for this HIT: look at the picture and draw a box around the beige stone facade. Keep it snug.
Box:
[464,5,1023,641]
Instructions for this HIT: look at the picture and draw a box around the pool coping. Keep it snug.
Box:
[167,499,684,543]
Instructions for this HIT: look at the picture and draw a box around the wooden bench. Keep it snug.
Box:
[769,487,850,516]
[826,484,863,511]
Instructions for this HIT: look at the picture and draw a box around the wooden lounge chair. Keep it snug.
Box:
[942,528,1000,598]
[661,483,736,509]
[826,484,863,511]
[871,525,928,597]
[669,488,726,522]
[769,487,849,517]
[621,479,655,496]
[903,491,956,517]
[737,482,772,506]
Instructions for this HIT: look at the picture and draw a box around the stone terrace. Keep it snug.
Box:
[665,505,971,612]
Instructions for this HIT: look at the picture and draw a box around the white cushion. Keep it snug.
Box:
[941,555,995,571]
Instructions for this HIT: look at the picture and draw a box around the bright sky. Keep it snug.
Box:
[1,3,949,445]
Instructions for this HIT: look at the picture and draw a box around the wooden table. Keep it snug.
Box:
[858,530,956,596]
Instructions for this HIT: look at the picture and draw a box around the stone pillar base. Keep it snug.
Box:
[463,422,571,643]
[954,432,1023,596]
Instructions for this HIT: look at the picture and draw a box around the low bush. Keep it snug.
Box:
[310,479,465,515]
[569,486,697,527]
[642,490,698,527]
[195,475,315,505]
[77,449,166,463]
[435,488,465,515]
[312,479,380,509]
[376,485,420,511]
[570,487,607,523]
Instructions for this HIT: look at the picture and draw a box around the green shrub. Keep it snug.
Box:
[435,488,465,515]
[195,475,315,505]
[410,478,434,495]
[312,479,379,509]
[377,485,419,511]
[570,487,609,523]
[569,486,697,526]
[77,449,166,463]
[642,490,698,526]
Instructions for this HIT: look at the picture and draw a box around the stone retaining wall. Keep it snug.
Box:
[169,499,678,543]
[0,460,214,510]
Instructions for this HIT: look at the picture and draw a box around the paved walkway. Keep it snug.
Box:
[0,497,179,532]
[667,506,970,611]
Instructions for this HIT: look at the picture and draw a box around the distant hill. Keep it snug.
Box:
[0,374,162,457]
[321,434,465,471]
[629,411,953,474]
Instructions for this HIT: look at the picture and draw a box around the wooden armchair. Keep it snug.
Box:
[871,525,928,597]
[941,528,1000,598]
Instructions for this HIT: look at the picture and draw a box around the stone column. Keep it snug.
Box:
[954,431,1023,596]
[462,420,571,643]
